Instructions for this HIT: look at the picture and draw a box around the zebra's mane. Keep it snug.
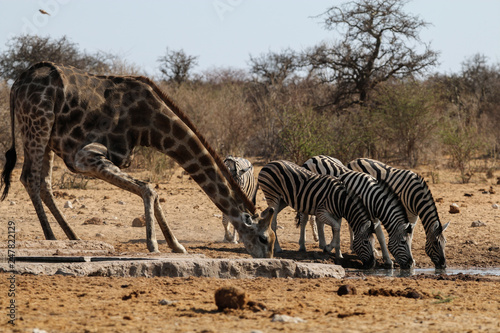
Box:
[373,175,409,220]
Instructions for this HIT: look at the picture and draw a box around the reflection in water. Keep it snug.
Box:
[346,267,500,277]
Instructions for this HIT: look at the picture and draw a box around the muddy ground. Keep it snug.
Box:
[1,162,499,332]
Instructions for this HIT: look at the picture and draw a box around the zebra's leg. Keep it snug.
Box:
[348,224,354,252]
[374,220,393,268]
[298,213,309,252]
[318,212,343,260]
[310,215,319,242]
[270,199,288,253]
[316,216,327,250]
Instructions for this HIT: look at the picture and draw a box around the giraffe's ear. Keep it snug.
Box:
[258,207,274,229]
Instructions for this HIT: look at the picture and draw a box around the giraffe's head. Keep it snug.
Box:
[231,207,275,258]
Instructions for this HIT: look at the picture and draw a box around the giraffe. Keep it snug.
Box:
[0,62,276,258]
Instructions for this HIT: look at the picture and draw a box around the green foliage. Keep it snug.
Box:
[278,107,328,164]
[133,147,177,183]
[370,81,443,166]
[56,171,90,190]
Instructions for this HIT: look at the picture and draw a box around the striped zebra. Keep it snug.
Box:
[221,156,258,243]
[302,155,415,269]
[347,158,449,269]
[258,160,378,268]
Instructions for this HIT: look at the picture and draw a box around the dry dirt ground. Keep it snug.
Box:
[1,162,499,332]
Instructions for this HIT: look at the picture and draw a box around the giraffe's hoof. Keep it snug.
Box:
[147,241,160,253]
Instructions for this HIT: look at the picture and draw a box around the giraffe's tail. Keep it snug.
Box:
[1,88,18,201]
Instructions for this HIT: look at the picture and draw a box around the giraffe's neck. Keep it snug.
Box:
[146,108,253,220]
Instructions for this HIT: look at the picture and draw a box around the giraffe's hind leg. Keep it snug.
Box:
[74,143,186,253]
[39,149,80,240]
[21,150,57,240]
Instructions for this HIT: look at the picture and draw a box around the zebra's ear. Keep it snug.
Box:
[238,166,251,176]
[404,223,414,234]
[441,221,450,232]
[372,221,381,232]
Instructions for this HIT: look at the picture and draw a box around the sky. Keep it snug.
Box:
[1,0,499,78]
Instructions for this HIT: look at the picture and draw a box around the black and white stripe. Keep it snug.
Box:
[221,156,258,243]
[303,155,415,269]
[258,160,377,268]
[347,158,449,269]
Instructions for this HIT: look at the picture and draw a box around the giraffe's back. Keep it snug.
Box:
[12,62,176,171]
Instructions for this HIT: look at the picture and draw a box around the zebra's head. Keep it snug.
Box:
[232,207,276,258]
[388,223,415,269]
[426,221,449,269]
[352,221,378,269]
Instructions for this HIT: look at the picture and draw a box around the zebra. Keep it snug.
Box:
[347,158,449,269]
[302,155,415,269]
[221,156,258,243]
[258,160,378,268]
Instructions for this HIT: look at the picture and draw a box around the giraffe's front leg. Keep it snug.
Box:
[153,197,187,253]
[74,143,165,253]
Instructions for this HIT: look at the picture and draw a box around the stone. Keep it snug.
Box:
[9,201,16,205]
[159,299,177,306]
[492,204,499,209]
[271,314,307,323]
[449,203,460,214]
[117,200,126,205]
[337,284,357,296]
[214,286,248,311]
[64,200,73,209]
[470,220,486,227]
[83,217,104,225]
[132,216,146,227]
[0,258,345,279]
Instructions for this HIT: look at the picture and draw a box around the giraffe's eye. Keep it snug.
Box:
[258,236,268,244]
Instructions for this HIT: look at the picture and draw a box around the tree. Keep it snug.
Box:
[249,49,301,87]
[157,48,198,85]
[0,35,115,81]
[370,80,443,166]
[306,0,439,107]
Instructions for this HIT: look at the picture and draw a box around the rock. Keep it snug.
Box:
[159,197,166,203]
[492,204,499,209]
[449,203,460,214]
[464,240,477,245]
[435,198,444,203]
[95,233,104,238]
[470,220,486,227]
[489,186,496,194]
[83,217,104,225]
[117,200,126,205]
[64,200,73,209]
[271,314,307,323]
[464,193,473,197]
[337,284,357,296]
[9,201,16,205]
[132,216,146,227]
[488,246,499,252]
[214,286,248,311]
[159,299,177,306]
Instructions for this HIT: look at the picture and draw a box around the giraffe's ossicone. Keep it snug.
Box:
[0,62,275,258]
